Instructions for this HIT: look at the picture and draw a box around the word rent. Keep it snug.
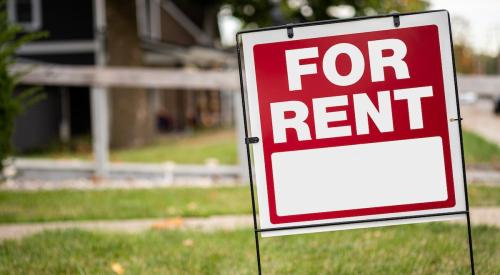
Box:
[271,38,433,143]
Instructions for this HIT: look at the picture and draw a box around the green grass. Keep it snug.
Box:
[0,223,498,274]
[0,186,251,223]
[468,185,500,207]
[112,130,237,164]
[20,129,500,165]
[21,129,238,164]
[462,130,500,164]
[0,185,498,224]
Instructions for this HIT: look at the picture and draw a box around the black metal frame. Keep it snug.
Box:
[236,10,475,275]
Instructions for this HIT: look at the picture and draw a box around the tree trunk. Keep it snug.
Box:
[106,0,155,148]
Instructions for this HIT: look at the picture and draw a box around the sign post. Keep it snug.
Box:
[236,10,474,274]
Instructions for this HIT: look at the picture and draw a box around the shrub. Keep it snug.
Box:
[0,2,46,173]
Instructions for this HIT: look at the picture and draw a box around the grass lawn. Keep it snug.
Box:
[21,129,238,164]
[0,186,251,223]
[0,185,498,224]
[0,223,498,274]
[111,130,237,164]
[467,185,500,207]
[462,130,500,164]
[19,129,500,165]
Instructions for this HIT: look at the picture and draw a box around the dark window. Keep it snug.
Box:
[7,0,42,31]
[16,0,33,23]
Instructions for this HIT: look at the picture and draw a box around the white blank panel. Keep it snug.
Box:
[272,137,448,216]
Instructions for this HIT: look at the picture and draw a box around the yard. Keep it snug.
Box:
[0,223,498,274]
[3,0,499,273]
[0,185,498,223]
[20,129,500,165]
[462,130,500,165]
[5,129,500,274]
[0,184,499,273]
[21,129,238,164]
[0,186,250,223]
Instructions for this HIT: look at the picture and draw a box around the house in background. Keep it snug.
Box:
[10,0,236,153]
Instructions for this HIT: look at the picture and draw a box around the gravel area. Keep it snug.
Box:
[0,178,241,191]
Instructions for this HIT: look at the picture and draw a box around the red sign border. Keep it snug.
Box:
[254,25,457,224]
[236,10,467,230]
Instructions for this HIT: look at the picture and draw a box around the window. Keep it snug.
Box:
[7,0,42,31]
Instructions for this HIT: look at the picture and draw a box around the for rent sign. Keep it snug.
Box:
[238,11,467,237]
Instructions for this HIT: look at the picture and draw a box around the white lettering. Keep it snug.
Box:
[393,86,433,129]
[322,43,365,86]
[353,91,394,135]
[368,39,410,82]
[285,47,319,91]
[312,95,352,139]
[271,101,312,143]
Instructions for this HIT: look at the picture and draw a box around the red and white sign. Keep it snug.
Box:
[238,11,466,237]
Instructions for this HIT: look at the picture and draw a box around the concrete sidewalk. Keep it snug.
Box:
[1,208,499,241]
[0,215,253,240]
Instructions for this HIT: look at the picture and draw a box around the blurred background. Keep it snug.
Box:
[1,0,499,274]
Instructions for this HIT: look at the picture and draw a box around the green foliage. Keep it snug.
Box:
[177,0,429,28]
[0,3,46,172]
[222,0,429,27]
